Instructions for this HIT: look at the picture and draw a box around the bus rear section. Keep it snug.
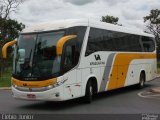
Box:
[81,27,157,103]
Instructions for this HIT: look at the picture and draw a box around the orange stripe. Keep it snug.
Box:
[12,77,57,88]
[107,53,156,90]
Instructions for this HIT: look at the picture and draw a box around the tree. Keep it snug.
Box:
[0,0,24,19]
[0,19,25,41]
[0,0,25,42]
[101,15,119,25]
[144,9,160,43]
[0,0,25,59]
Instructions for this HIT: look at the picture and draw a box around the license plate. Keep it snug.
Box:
[27,94,36,99]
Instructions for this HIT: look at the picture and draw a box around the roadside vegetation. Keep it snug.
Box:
[0,67,12,87]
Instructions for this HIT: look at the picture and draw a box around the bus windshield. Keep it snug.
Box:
[14,31,65,79]
[13,26,87,81]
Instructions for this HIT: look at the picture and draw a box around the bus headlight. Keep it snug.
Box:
[47,79,67,89]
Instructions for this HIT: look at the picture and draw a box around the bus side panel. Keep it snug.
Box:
[81,67,102,97]
[151,59,157,80]
[106,53,156,90]
[125,59,157,87]
[81,68,91,97]
[63,69,83,100]
[125,64,142,86]
[80,52,115,94]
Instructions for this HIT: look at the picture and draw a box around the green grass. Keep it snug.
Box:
[0,68,12,87]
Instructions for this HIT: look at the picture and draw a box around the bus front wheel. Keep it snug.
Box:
[84,80,93,104]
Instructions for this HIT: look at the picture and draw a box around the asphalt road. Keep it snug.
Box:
[0,78,160,114]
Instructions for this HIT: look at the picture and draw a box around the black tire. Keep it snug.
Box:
[84,81,93,104]
[138,72,145,89]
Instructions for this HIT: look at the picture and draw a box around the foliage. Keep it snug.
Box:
[0,0,25,76]
[0,18,25,41]
[0,0,25,58]
[144,9,160,43]
[0,66,12,87]
[101,15,119,25]
[0,0,24,19]
[0,18,25,59]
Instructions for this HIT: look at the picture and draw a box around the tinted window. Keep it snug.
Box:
[62,26,87,72]
[66,26,86,62]
[64,46,72,65]
[63,42,76,72]
[85,28,142,56]
[141,37,155,52]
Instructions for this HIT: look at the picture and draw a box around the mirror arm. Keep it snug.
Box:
[56,35,77,56]
[2,40,17,59]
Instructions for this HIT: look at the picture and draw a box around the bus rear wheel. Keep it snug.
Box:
[84,80,93,104]
[138,72,145,89]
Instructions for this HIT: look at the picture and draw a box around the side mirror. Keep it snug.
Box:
[2,40,17,59]
[18,49,25,64]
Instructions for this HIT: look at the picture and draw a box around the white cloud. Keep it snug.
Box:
[10,0,160,31]
[62,0,96,5]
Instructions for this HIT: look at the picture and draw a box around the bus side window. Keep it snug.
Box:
[64,46,72,65]
[63,43,76,72]
[141,37,155,52]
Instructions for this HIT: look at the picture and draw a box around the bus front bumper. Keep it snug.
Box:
[11,85,64,101]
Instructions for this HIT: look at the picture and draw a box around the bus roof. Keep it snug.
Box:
[22,19,154,38]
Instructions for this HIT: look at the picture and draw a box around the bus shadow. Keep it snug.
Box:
[18,97,85,111]
[18,84,153,111]
[94,84,152,101]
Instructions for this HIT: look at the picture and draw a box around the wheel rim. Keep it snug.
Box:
[140,78,144,87]
[90,85,93,96]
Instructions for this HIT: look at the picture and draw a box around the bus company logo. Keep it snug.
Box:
[90,54,105,66]
[94,54,101,61]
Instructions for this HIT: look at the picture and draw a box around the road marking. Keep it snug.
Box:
[138,91,160,100]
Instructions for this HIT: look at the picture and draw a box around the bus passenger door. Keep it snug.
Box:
[62,40,81,99]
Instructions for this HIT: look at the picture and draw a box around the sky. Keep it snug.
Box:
[11,0,160,31]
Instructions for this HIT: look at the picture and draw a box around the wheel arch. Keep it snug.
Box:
[140,70,146,82]
[83,75,98,96]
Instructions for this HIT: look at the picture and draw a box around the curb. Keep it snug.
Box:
[157,75,160,78]
[150,87,160,94]
[0,87,11,90]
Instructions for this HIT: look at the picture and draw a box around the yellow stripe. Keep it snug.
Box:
[12,77,57,88]
[2,40,17,59]
[56,35,77,56]
[107,53,156,90]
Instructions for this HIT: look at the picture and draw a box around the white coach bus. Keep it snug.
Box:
[2,19,157,103]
